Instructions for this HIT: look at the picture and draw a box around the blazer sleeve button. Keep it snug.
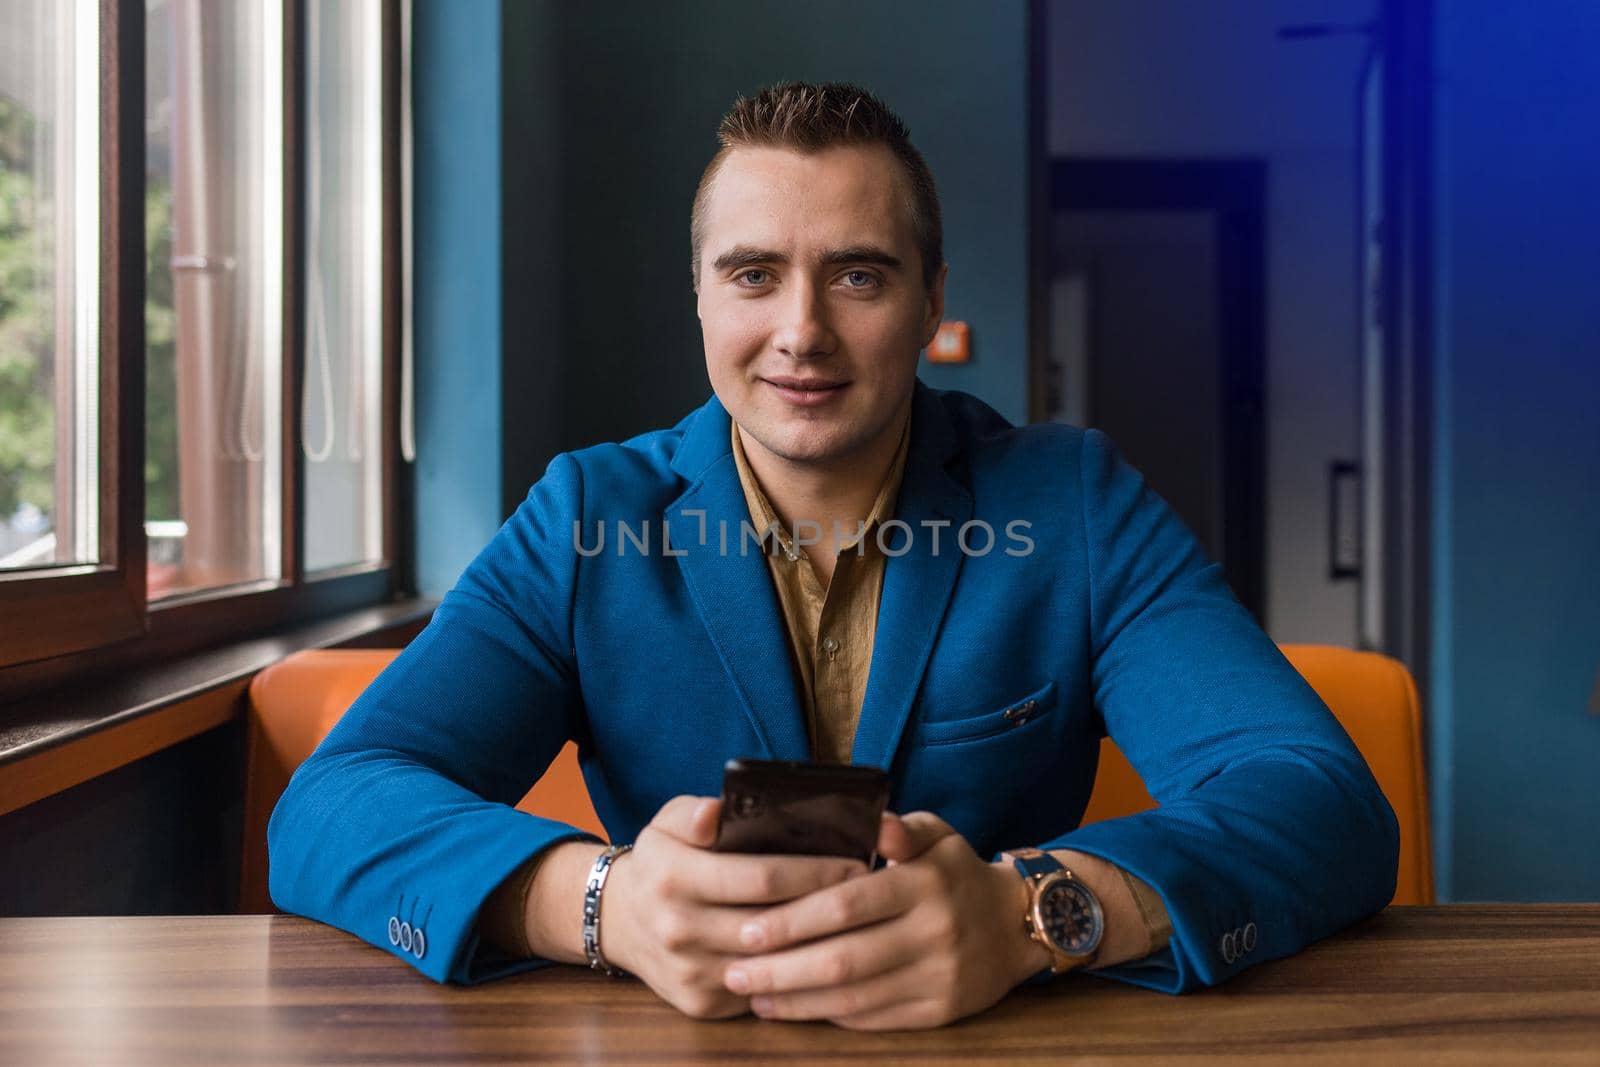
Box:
[387,916,402,946]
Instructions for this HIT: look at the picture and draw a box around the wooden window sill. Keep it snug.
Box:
[0,599,435,818]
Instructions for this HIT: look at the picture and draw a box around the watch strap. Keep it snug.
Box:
[1009,845,1063,881]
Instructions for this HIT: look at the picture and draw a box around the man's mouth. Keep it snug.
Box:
[763,376,850,407]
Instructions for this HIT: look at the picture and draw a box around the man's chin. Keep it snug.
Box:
[763,437,848,467]
[746,422,855,468]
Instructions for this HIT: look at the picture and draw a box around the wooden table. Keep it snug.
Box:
[2,906,1596,1064]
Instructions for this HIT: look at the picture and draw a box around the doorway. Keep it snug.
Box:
[1044,160,1267,622]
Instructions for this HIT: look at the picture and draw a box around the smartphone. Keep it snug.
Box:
[713,758,891,866]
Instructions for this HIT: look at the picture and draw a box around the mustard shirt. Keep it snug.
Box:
[729,417,909,765]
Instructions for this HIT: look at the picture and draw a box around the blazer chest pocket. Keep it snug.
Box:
[917,681,1059,747]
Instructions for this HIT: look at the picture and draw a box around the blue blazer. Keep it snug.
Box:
[269,381,1398,991]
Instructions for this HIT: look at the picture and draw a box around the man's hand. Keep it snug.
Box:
[719,811,1047,1031]
[599,796,867,1020]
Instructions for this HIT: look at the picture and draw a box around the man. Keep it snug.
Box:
[269,82,1397,1031]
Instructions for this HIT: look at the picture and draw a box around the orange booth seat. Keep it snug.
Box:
[239,644,1433,914]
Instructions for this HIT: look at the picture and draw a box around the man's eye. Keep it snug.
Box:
[737,269,769,286]
[842,270,880,289]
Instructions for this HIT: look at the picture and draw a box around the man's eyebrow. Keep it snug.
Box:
[819,246,903,271]
[709,245,904,274]
[710,246,789,273]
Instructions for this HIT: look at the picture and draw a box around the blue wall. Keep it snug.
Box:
[1431,0,1600,899]
[412,0,505,595]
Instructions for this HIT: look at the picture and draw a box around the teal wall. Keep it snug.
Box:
[414,1,1032,594]
[412,0,505,595]
[543,1,1031,455]
[1431,0,1600,899]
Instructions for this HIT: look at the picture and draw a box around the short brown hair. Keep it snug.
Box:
[690,81,943,292]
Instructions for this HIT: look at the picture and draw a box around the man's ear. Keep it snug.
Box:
[921,261,950,348]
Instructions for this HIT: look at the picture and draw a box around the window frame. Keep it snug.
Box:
[0,0,147,667]
[0,0,408,696]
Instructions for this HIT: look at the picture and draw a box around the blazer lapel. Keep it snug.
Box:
[666,396,811,761]
[851,383,973,770]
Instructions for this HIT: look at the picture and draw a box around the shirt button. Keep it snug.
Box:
[821,637,840,660]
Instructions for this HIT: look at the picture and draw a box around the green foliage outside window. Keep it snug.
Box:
[0,94,180,532]
[145,175,178,523]
[0,96,54,525]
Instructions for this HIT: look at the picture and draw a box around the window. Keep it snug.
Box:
[145,0,284,598]
[0,0,407,677]
[0,0,101,574]
[301,0,387,575]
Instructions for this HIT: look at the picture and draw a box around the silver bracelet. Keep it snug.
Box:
[582,844,632,977]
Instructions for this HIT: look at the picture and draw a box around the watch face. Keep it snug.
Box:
[1038,879,1103,956]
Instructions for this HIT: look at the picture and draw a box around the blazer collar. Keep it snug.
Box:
[851,384,972,770]
[664,380,972,767]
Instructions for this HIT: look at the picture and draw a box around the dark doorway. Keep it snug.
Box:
[1043,159,1267,621]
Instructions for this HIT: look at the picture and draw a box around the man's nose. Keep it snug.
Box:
[771,279,836,360]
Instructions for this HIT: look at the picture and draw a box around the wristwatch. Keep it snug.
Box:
[1005,847,1104,974]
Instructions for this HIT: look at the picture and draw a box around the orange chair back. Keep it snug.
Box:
[240,649,604,913]
[1079,644,1434,905]
[241,643,1432,912]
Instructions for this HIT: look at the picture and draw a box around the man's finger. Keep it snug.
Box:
[758,979,928,1023]
[877,809,957,864]
[647,795,720,847]
[826,996,944,1032]
[650,903,769,956]
[728,910,921,997]
[736,863,911,952]
[666,847,867,906]
[752,966,922,1024]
